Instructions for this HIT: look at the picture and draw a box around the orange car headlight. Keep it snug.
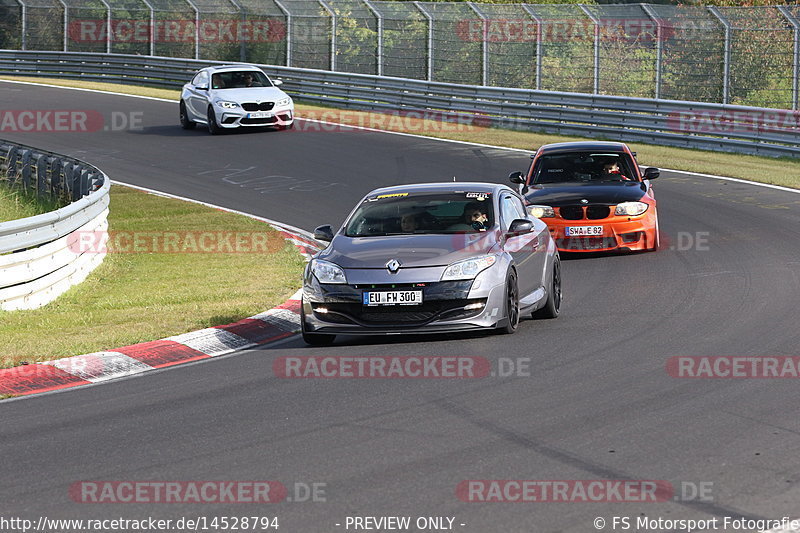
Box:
[614,202,649,216]
[527,205,555,218]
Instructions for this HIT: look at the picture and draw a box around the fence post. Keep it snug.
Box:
[362,0,382,77]
[21,149,32,190]
[272,0,291,67]
[50,157,63,198]
[184,0,201,59]
[467,2,488,86]
[708,6,730,105]
[96,0,112,53]
[5,146,19,185]
[522,5,543,91]
[642,4,662,100]
[54,0,68,51]
[18,0,26,51]
[414,1,433,81]
[139,0,155,56]
[778,6,800,111]
[579,4,600,95]
[318,0,336,71]
[35,154,47,198]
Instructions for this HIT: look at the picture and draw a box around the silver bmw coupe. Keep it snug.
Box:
[180,65,294,134]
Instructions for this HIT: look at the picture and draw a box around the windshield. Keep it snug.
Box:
[345,192,495,237]
[532,152,637,184]
[211,70,272,89]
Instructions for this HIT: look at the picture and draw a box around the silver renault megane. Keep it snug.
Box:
[301,182,562,345]
[180,65,294,134]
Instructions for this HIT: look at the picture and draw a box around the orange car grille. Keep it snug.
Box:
[558,205,611,220]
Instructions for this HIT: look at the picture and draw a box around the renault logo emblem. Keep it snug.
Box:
[386,259,401,273]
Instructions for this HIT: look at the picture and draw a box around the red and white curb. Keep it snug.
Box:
[0,225,322,398]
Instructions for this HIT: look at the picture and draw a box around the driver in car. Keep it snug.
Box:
[602,161,630,181]
[449,203,490,231]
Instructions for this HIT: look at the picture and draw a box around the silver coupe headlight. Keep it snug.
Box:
[441,255,497,281]
[311,259,347,284]
[614,202,649,216]
[215,101,239,109]
[276,97,291,107]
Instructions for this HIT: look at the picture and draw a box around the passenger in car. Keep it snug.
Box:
[400,213,419,233]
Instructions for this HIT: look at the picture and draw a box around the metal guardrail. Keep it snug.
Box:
[0,50,798,159]
[2,2,799,110]
[0,139,110,311]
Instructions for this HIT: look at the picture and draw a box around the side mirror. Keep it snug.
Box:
[508,171,525,184]
[507,219,534,235]
[313,224,334,242]
[273,79,284,86]
[644,167,660,180]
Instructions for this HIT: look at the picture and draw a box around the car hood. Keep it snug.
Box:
[319,233,499,269]
[211,87,288,102]
[525,182,646,206]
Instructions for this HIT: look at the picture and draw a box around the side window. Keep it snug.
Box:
[192,71,208,88]
[501,195,524,231]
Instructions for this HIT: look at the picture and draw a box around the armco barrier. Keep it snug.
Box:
[0,139,110,310]
[0,50,799,158]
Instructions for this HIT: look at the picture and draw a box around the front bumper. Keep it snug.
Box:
[216,106,294,128]
[544,212,657,252]
[302,279,509,335]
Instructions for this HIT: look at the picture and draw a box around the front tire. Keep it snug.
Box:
[179,101,195,130]
[301,302,335,346]
[207,106,222,135]
[533,255,562,319]
[498,269,520,334]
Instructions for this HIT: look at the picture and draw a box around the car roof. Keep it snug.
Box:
[202,65,264,74]
[366,182,511,197]
[537,141,630,154]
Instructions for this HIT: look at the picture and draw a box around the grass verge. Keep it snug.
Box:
[0,185,305,368]
[2,75,799,189]
[0,184,64,222]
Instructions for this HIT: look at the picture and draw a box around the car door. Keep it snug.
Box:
[500,192,547,300]
[186,71,210,120]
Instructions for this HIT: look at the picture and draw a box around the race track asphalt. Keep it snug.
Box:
[2,81,800,532]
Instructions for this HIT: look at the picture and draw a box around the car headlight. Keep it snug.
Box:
[441,255,497,281]
[276,97,291,107]
[311,259,347,284]
[215,101,239,109]
[527,205,555,218]
[614,201,649,216]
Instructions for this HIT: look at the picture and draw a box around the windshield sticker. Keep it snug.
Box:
[466,192,490,201]
[375,193,409,199]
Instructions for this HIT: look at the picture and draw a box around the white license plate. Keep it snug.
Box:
[566,226,603,236]
[363,291,423,306]
[248,112,273,119]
